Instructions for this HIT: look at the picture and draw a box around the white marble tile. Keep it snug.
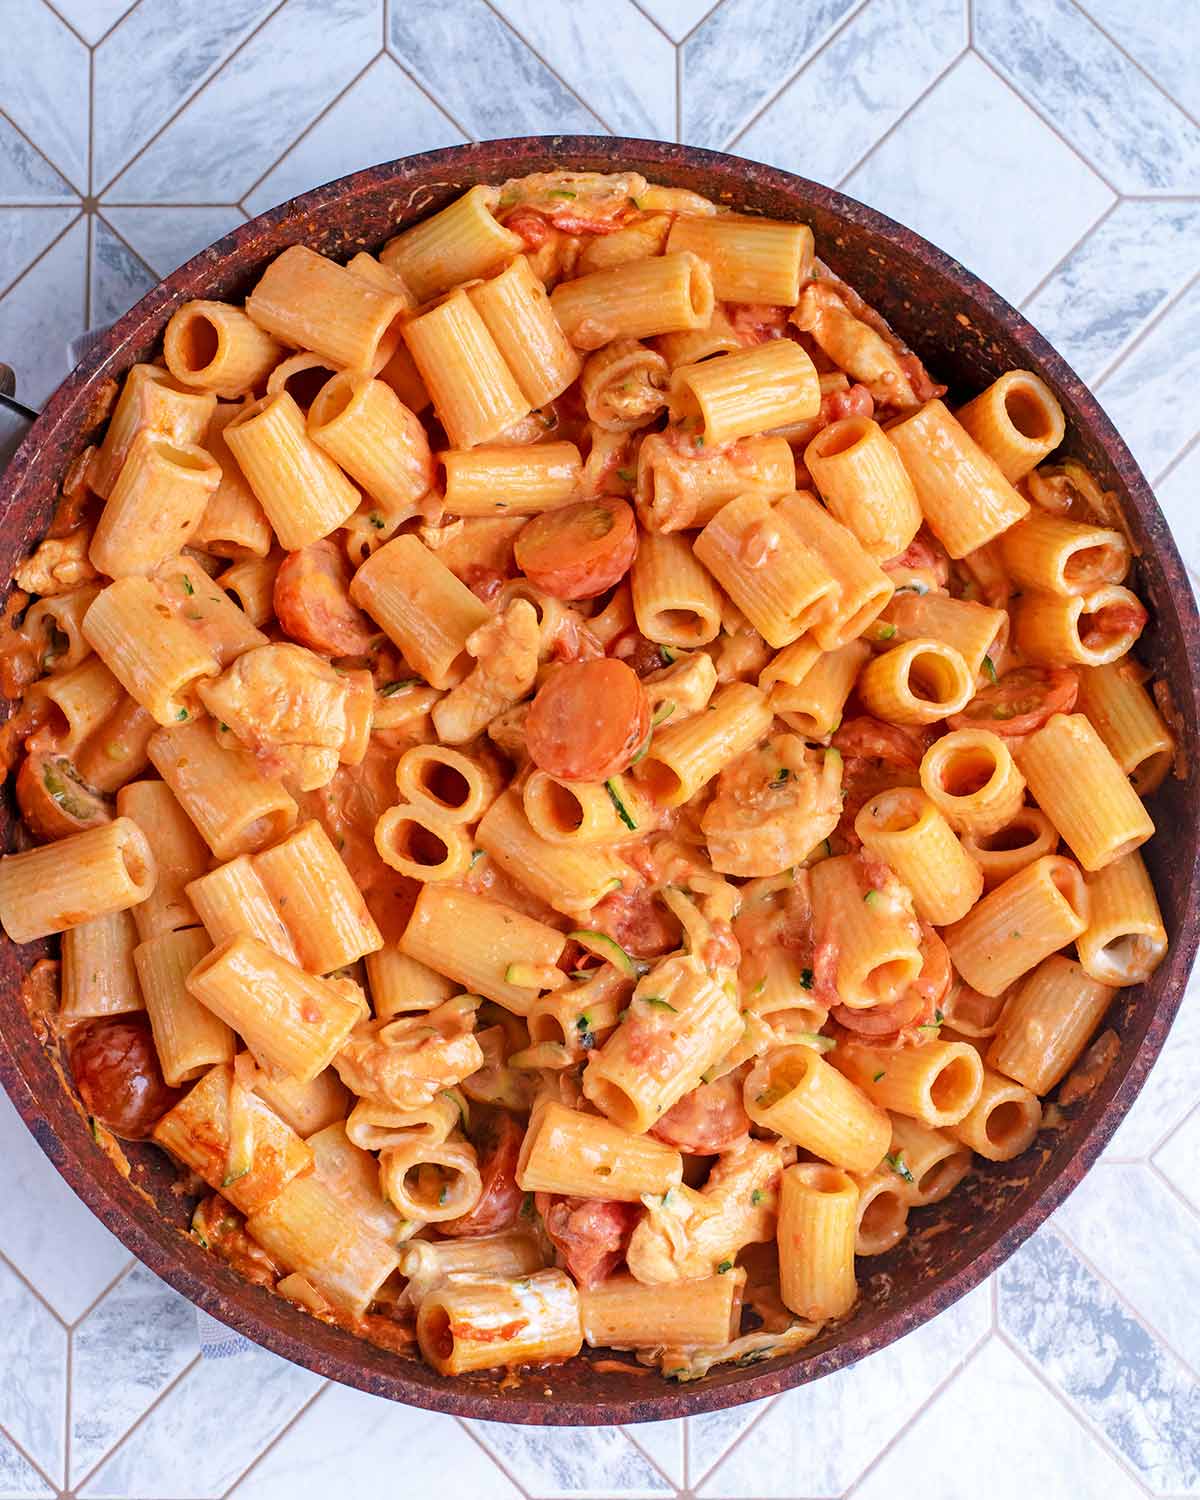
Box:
[99,205,245,277]
[1104,978,1200,1158]
[855,1337,1145,1500]
[1096,275,1200,482]
[229,1384,519,1499]
[107,0,380,205]
[999,1225,1200,1493]
[0,1,88,192]
[93,0,280,192]
[681,0,861,148]
[387,0,602,139]
[491,0,675,140]
[0,207,78,296]
[0,1256,66,1487]
[70,1264,197,1487]
[47,0,139,46]
[698,1283,990,1497]
[89,216,156,329]
[686,1396,774,1488]
[975,0,1200,194]
[1155,1107,1200,1218]
[243,54,464,218]
[0,1431,53,1500]
[736,0,964,182]
[0,116,75,205]
[1023,201,1200,386]
[634,0,716,43]
[469,1417,672,1496]
[844,53,1115,306]
[78,1341,321,1499]
[1081,0,1200,120]
[621,1420,684,1489]
[1053,1163,1200,1370]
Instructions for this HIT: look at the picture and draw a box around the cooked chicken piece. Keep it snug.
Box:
[702,734,842,876]
[432,599,540,745]
[334,1000,483,1112]
[792,282,919,410]
[199,642,351,759]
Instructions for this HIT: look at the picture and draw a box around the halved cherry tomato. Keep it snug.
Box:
[16,752,110,842]
[832,925,949,1042]
[832,716,930,768]
[437,1108,524,1237]
[651,1075,749,1153]
[591,884,681,957]
[535,1194,639,1288]
[503,209,553,249]
[947,666,1078,737]
[515,498,637,600]
[1080,599,1147,650]
[526,658,649,782]
[274,539,377,656]
[69,1015,181,1139]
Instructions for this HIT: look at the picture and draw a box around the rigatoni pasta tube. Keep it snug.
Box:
[307,373,432,521]
[944,854,1090,997]
[307,1122,412,1248]
[399,1231,544,1301]
[580,339,668,433]
[380,184,523,301]
[955,369,1065,482]
[550,251,713,350]
[852,1164,910,1255]
[833,1038,984,1128]
[809,854,923,1009]
[986,954,1115,1094]
[1014,584,1146,667]
[61,909,143,1017]
[255,820,382,973]
[949,1067,1041,1161]
[192,402,273,559]
[417,1270,582,1375]
[919,728,1026,838]
[349,534,490,689]
[90,363,215,499]
[581,1271,743,1350]
[635,681,773,807]
[771,640,867,740]
[0,817,156,943]
[217,554,279,628]
[886,399,1030,557]
[148,719,297,861]
[23,655,122,758]
[469,254,582,407]
[400,883,565,1013]
[854,787,983,926]
[253,1067,350,1138]
[1016,712,1154,871]
[83,578,220,725]
[1076,851,1166,988]
[163,299,283,398]
[90,431,220,578]
[187,855,300,964]
[377,1134,482,1224]
[804,416,922,559]
[374,801,474,883]
[134,926,235,1086]
[185,933,365,1083]
[441,442,581,517]
[777,1164,858,1321]
[365,949,455,1022]
[695,492,835,648]
[875,590,1007,679]
[223,391,360,550]
[154,556,267,668]
[886,1114,971,1206]
[635,430,795,534]
[857,638,973,725]
[998,512,1129,596]
[631,530,723,647]
[245,244,406,372]
[522,770,651,846]
[775,490,894,649]
[394,745,500,825]
[116,779,209,940]
[742,1044,890,1171]
[670,340,820,445]
[515,1099,682,1201]
[1077,661,1174,797]
[960,806,1059,889]
[475,790,630,918]
[402,289,530,449]
[666,214,813,305]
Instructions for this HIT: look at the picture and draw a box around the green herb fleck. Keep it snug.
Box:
[771,767,790,786]
[520,1192,535,1219]
[878,623,897,640]
[800,968,813,991]
[641,996,677,1013]
[885,1150,915,1184]
[717,1260,733,1274]
[616,467,636,483]
[438,1185,449,1206]
[752,978,766,996]
[181,575,195,596]
[863,889,879,906]
[873,1069,886,1082]
[605,778,637,831]
[175,707,188,721]
[548,188,577,199]
[983,654,998,683]
[693,434,705,448]
[751,1189,765,1206]
[368,512,385,530]
[576,1013,596,1050]
[381,678,421,696]
[469,849,485,868]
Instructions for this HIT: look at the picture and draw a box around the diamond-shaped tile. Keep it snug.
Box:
[976,0,1200,193]
[107,0,380,205]
[1104,979,1200,1158]
[686,1395,775,1490]
[1081,0,1200,120]
[635,0,716,43]
[0,1431,53,1499]
[99,205,245,278]
[243,54,464,218]
[621,1420,684,1490]
[45,0,139,46]
[89,216,156,329]
[0,1256,66,1488]
[0,207,78,297]
[70,1264,197,1487]
[0,2,88,192]
[228,1385,519,1500]
[698,1283,990,1497]
[470,1419,671,1497]
[999,1225,1200,1494]
[0,116,75,205]
[1155,1107,1200,1218]
[736,0,964,182]
[843,52,1114,306]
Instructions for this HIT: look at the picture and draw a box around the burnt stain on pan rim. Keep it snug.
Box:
[0,137,1196,1424]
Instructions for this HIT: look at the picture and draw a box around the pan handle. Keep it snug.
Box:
[0,365,38,472]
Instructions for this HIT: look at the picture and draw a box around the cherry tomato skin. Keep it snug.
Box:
[515,499,637,600]
[947,666,1078,737]
[69,1015,181,1139]
[526,658,650,782]
[274,539,377,657]
[437,1108,524,1237]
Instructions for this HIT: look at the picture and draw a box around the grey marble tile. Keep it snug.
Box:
[0,116,75,205]
[621,1420,684,1489]
[47,0,139,46]
[681,0,860,148]
[845,53,1114,307]
[999,1225,1200,1493]
[107,0,380,204]
[70,1264,197,1487]
[634,0,716,43]
[93,0,280,192]
[736,0,964,182]
[1053,1163,1200,1370]
[1155,1107,1200,1218]
[0,1431,52,1500]
[78,1341,321,1499]
[0,207,77,297]
[1023,200,1200,385]
[470,1417,672,1496]
[243,54,464,218]
[0,1256,66,1487]
[975,0,1200,193]
[855,1337,1146,1500]
[1082,0,1200,120]
[89,216,156,329]
[230,1384,519,1499]
[99,205,245,277]
[491,0,675,139]
[698,1283,990,1497]
[1104,979,1200,1158]
[686,1396,774,1490]
[0,1,88,192]
[1096,275,1200,481]
[387,0,601,139]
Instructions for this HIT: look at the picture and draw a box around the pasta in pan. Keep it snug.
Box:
[0,167,1172,1385]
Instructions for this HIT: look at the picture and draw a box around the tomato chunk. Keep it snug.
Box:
[69,1015,180,1139]
[947,666,1078,737]
[515,498,637,600]
[536,1194,639,1288]
[526,658,649,782]
[651,1076,749,1153]
[16,752,110,842]
[437,1108,524,1238]
[274,539,378,657]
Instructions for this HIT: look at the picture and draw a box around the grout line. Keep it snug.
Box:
[1147,1159,1200,1226]
[219,1379,330,1497]
[1090,262,1200,391]
[0,209,84,304]
[38,0,89,48]
[64,1324,72,1499]
[1152,427,1200,491]
[83,206,93,328]
[93,207,159,298]
[685,1394,780,1491]
[0,104,85,200]
[454,1418,535,1500]
[92,0,293,199]
[1113,194,1200,203]
[68,1351,202,1494]
[723,0,875,152]
[235,49,385,212]
[834,47,969,188]
[0,1411,66,1497]
[381,55,478,145]
[682,1408,690,1492]
[1070,0,1200,135]
[679,0,728,45]
[626,0,675,46]
[675,36,683,144]
[87,47,95,198]
[93,0,147,48]
[966,0,974,47]
[476,0,615,134]
[65,1258,135,1332]
[619,1422,685,1493]
[98,200,265,209]
[1017,196,1121,310]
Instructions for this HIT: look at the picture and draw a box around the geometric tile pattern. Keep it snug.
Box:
[0,1,1197,1494]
